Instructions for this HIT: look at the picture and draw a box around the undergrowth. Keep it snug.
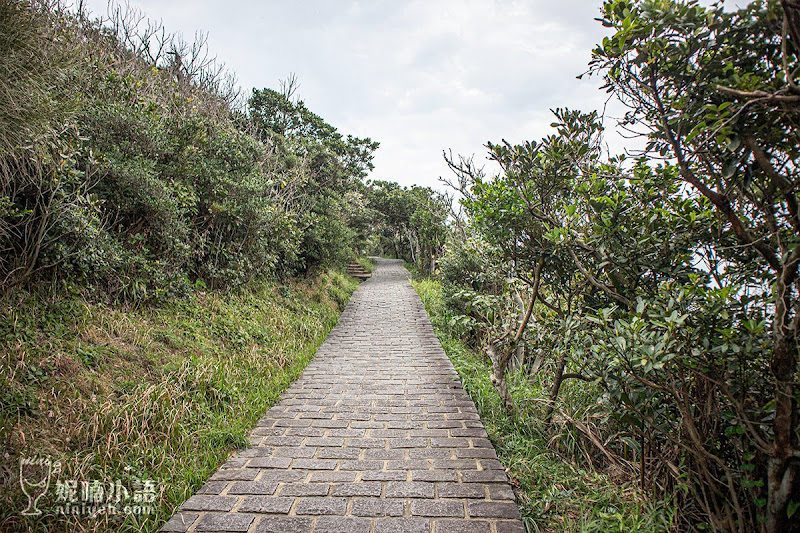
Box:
[411,277,676,533]
[354,255,376,273]
[0,270,357,532]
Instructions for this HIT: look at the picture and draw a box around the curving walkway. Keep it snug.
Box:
[161,259,524,533]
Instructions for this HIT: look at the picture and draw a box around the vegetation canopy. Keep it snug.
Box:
[2,0,799,532]
[435,1,800,531]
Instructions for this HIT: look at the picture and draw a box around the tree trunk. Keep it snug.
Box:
[485,259,543,419]
[510,292,527,372]
[510,344,525,373]
[489,348,517,417]
[766,268,799,533]
[544,353,568,423]
[766,337,799,532]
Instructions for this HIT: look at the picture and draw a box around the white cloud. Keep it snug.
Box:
[82,0,623,190]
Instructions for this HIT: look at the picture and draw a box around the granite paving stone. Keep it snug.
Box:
[160,259,523,532]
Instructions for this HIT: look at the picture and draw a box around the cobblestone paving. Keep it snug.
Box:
[162,259,524,533]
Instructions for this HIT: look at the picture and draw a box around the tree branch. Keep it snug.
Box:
[716,85,800,102]
[566,246,633,307]
[744,136,800,235]
[648,73,781,270]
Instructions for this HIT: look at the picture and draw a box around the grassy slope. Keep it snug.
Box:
[0,271,358,532]
[411,278,676,533]
[354,256,377,273]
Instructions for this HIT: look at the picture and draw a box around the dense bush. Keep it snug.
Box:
[436,1,800,531]
[364,180,449,275]
[0,1,378,300]
[248,84,379,272]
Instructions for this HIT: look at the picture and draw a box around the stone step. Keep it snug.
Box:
[346,261,371,281]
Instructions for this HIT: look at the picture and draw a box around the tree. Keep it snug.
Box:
[446,109,702,418]
[365,181,449,274]
[590,1,799,530]
[248,84,379,270]
[443,101,785,528]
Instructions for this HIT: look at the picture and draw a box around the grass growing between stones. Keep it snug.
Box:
[411,278,676,533]
[0,271,358,532]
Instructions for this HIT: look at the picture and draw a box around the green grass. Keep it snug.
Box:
[0,270,358,532]
[354,255,377,273]
[411,278,676,533]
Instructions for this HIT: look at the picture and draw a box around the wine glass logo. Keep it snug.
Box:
[19,456,61,516]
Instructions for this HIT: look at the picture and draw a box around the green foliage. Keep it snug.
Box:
[354,255,376,273]
[249,86,378,180]
[587,1,800,530]
[0,2,377,298]
[413,278,676,532]
[0,271,357,532]
[248,86,379,272]
[365,180,449,275]
[436,2,800,529]
[0,0,77,151]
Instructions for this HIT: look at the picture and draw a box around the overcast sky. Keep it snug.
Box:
[81,0,641,190]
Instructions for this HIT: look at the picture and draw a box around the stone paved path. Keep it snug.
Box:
[161,259,524,533]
